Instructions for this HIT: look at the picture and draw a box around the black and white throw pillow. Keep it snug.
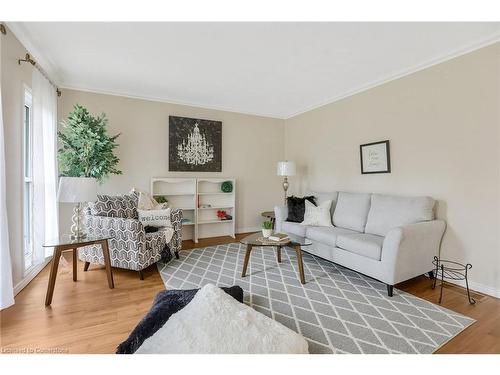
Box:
[286,195,316,223]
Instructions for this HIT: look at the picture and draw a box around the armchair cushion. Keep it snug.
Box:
[90,193,139,219]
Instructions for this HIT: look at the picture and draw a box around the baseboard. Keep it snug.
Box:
[427,274,500,299]
[449,279,500,299]
[236,226,260,234]
[14,257,52,296]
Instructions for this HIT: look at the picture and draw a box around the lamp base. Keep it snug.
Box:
[70,203,87,240]
[282,176,289,205]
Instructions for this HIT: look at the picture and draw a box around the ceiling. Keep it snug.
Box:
[9,22,500,119]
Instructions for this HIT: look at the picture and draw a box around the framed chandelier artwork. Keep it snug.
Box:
[168,116,222,172]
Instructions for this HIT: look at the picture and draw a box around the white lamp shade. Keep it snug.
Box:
[57,177,98,203]
[277,161,296,176]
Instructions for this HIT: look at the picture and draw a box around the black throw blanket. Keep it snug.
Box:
[116,285,244,354]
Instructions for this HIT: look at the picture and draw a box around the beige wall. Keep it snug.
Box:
[58,89,285,236]
[284,42,500,295]
[1,26,33,288]
[3,24,499,297]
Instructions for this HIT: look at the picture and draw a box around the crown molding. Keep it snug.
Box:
[284,31,500,120]
[58,85,286,120]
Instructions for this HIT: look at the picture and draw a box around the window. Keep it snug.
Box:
[23,88,34,272]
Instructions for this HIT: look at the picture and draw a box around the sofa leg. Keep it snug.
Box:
[175,251,180,259]
[138,270,144,280]
[428,270,435,280]
[387,285,394,297]
[83,262,90,271]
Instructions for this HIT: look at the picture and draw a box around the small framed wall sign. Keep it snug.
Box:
[360,140,391,174]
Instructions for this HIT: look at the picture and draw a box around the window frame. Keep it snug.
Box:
[23,86,34,274]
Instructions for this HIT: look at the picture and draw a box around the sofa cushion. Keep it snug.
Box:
[286,196,316,223]
[306,226,359,247]
[332,192,371,232]
[365,194,435,236]
[307,191,338,220]
[336,233,384,261]
[282,221,307,237]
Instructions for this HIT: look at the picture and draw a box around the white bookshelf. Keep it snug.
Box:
[150,177,236,242]
[150,177,197,241]
[197,178,236,240]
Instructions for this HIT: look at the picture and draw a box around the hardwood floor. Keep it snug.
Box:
[1,233,499,354]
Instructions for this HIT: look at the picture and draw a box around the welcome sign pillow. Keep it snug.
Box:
[138,208,172,228]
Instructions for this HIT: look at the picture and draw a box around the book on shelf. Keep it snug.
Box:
[268,233,289,242]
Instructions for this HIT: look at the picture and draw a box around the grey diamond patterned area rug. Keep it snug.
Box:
[157,243,475,354]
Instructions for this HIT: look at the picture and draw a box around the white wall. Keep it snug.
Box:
[58,89,285,237]
[284,42,500,296]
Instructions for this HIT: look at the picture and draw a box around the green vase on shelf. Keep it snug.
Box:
[221,181,233,193]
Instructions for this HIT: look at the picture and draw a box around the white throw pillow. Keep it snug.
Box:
[135,284,309,354]
[136,190,168,210]
[138,208,171,228]
[301,199,333,227]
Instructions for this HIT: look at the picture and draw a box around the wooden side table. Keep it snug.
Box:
[261,211,276,229]
[43,236,115,306]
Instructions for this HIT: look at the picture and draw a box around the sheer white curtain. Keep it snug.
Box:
[0,36,15,310]
[32,69,59,264]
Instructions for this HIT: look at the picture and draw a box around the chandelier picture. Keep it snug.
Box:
[177,123,214,165]
[169,116,222,172]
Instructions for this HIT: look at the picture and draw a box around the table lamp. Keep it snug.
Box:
[57,177,97,239]
[277,161,296,205]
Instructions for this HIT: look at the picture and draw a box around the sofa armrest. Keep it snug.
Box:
[381,220,446,285]
[168,209,183,254]
[85,215,146,253]
[274,205,288,232]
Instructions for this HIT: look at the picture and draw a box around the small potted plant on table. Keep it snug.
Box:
[262,220,273,238]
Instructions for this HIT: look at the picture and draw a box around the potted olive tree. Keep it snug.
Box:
[57,104,122,238]
[58,104,122,181]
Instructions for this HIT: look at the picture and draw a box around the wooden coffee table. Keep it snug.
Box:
[240,232,312,284]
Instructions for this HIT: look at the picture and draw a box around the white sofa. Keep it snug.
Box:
[274,192,446,296]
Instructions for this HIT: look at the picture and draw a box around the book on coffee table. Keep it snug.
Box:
[268,233,289,242]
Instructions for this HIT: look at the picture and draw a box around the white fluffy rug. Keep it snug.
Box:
[136,284,309,354]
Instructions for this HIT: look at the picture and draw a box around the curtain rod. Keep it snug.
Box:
[18,53,62,97]
[1,23,60,97]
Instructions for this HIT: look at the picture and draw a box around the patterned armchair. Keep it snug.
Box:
[78,193,182,279]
